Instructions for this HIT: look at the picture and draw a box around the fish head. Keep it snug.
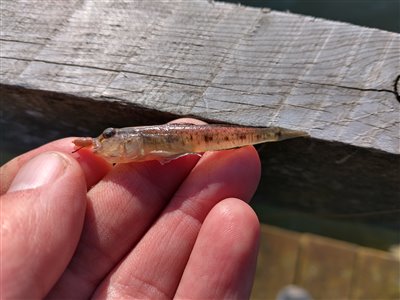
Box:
[93,127,143,163]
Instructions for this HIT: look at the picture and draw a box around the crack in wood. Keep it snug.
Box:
[1,56,207,86]
[2,55,398,105]
[394,74,400,103]
[0,38,45,45]
[300,79,399,102]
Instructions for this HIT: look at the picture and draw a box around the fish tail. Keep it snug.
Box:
[276,128,309,141]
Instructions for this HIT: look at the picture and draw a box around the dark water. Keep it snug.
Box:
[220,0,399,33]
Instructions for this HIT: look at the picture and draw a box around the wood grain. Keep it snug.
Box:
[1,1,399,219]
[251,225,400,299]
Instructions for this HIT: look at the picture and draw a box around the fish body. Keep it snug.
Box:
[73,124,308,163]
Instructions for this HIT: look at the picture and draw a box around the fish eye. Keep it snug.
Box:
[102,127,116,139]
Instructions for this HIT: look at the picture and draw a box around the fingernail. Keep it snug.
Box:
[8,152,68,192]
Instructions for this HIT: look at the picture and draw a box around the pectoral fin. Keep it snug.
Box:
[150,151,202,165]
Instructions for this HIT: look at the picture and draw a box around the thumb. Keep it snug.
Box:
[1,152,87,299]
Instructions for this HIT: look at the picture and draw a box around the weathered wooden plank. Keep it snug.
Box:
[251,225,300,299]
[296,234,357,298]
[251,225,400,299]
[1,0,399,220]
[350,247,400,299]
[2,0,399,153]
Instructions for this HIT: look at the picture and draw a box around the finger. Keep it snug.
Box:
[0,138,112,194]
[1,152,87,299]
[47,123,202,299]
[175,198,260,299]
[93,145,261,299]
[168,118,206,125]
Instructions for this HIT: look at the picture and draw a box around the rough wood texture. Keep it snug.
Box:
[1,1,399,222]
[296,234,356,298]
[252,225,300,299]
[251,225,400,299]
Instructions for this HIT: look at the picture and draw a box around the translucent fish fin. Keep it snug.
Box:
[278,129,310,141]
[156,152,202,165]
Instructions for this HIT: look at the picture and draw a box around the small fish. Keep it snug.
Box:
[72,123,308,164]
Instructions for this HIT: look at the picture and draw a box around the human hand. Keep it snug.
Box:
[1,119,261,299]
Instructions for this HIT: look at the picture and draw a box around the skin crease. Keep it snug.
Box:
[0,118,261,299]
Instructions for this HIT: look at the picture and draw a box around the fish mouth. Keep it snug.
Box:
[92,138,102,152]
[72,137,94,148]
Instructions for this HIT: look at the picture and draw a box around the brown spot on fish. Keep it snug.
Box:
[224,136,229,141]
[204,134,213,142]
[238,134,246,140]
